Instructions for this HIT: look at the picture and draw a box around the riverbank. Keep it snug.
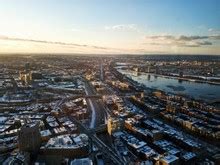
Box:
[121,69,220,86]
[117,68,220,104]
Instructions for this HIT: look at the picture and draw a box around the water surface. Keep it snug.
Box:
[118,69,220,101]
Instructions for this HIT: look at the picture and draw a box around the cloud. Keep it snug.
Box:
[0,35,110,50]
[210,35,220,40]
[147,35,209,41]
[197,41,212,45]
[208,28,220,32]
[0,35,149,54]
[208,28,214,32]
[105,24,140,32]
[145,34,220,47]
[182,41,212,47]
[208,28,220,36]
[177,35,209,41]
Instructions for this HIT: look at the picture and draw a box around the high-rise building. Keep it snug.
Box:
[147,66,151,73]
[19,63,32,85]
[18,122,41,153]
[25,63,30,72]
[19,71,32,85]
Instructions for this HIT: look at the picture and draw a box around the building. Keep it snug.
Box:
[70,158,93,165]
[147,66,151,73]
[18,122,41,153]
[25,62,30,72]
[19,63,32,85]
[158,155,179,165]
[2,152,30,165]
[19,71,32,85]
[39,134,90,164]
[107,117,122,135]
[166,103,176,113]
[153,90,165,99]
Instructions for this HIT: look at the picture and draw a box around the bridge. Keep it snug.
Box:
[208,99,220,104]
[63,92,143,101]
[84,95,102,99]
[40,86,143,99]
[64,94,102,100]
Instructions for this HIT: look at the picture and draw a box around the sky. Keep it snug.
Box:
[0,0,220,55]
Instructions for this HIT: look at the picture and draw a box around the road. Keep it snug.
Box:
[69,116,126,165]
[79,79,126,164]
[84,80,105,128]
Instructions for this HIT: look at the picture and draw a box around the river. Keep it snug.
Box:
[118,69,220,102]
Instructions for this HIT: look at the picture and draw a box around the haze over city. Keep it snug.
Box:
[0,0,220,55]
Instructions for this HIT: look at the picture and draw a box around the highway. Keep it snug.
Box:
[69,116,126,165]
[84,80,105,128]
[80,79,126,164]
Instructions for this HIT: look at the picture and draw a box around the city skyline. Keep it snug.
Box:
[0,0,220,55]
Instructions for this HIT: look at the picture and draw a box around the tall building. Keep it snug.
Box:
[25,63,30,72]
[19,71,32,85]
[18,122,41,153]
[107,117,122,135]
[147,66,151,73]
[19,63,32,85]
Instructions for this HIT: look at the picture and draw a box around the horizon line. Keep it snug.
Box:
[0,53,219,56]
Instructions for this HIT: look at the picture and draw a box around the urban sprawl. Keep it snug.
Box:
[0,55,220,165]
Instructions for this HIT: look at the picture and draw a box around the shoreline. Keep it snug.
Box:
[116,69,219,105]
[120,69,220,85]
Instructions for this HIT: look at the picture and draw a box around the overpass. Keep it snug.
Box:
[40,86,144,100]
[85,95,102,99]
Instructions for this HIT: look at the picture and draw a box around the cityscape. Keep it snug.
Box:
[0,54,219,164]
[0,0,220,165]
